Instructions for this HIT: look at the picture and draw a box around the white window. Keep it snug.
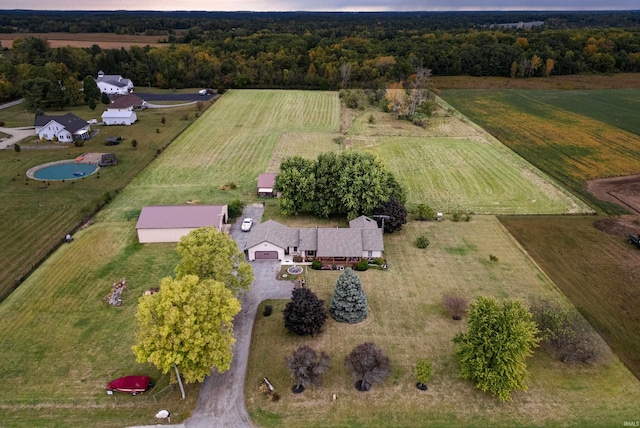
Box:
[368,250,373,257]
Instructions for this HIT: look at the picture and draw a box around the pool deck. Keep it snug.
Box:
[26,153,103,180]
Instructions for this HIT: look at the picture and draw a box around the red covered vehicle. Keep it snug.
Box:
[107,376,151,395]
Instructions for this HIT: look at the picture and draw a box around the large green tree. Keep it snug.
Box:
[132,275,241,383]
[453,296,539,401]
[329,267,368,324]
[175,226,253,295]
[275,156,315,216]
[82,75,101,104]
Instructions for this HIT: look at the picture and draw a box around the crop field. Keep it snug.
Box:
[2,87,639,427]
[499,215,640,380]
[245,217,640,427]
[0,103,202,301]
[440,89,640,214]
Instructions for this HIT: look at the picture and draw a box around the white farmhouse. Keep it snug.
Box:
[96,71,134,95]
[101,94,147,126]
[34,113,91,142]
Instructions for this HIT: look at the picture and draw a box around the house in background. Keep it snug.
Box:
[246,215,383,264]
[34,113,91,142]
[101,94,147,125]
[96,71,134,95]
[136,205,228,243]
[257,173,278,197]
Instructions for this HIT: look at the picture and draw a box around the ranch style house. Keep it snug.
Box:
[246,215,383,264]
[95,71,134,95]
[136,205,228,243]
[34,113,91,142]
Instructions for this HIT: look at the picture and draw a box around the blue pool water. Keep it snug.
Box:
[33,162,98,180]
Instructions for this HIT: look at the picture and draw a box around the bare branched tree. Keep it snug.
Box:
[286,345,331,393]
[344,342,391,391]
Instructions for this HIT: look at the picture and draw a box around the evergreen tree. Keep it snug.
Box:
[329,267,368,324]
[283,287,327,336]
[82,75,100,103]
[101,91,111,105]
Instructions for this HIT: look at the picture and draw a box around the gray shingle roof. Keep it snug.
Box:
[96,74,132,88]
[33,113,87,133]
[248,215,383,256]
[136,205,226,229]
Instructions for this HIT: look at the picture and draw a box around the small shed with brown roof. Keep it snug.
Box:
[257,173,278,197]
[136,204,228,243]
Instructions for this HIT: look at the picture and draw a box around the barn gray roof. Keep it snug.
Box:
[96,73,132,88]
[136,205,226,229]
[33,113,88,133]
[248,216,382,256]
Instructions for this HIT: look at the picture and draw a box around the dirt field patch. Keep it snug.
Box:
[0,33,165,49]
[588,174,640,236]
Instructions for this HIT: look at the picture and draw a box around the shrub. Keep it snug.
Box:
[74,140,84,147]
[263,305,273,317]
[531,299,602,364]
[443,294,469,320]
[452,210,474,222]
[13,143,20,153]
[368,114,375,124]
[311,260,323,270]
[227,199,244,219]
[415,203,435,221]
[415,358,432,389]
[292,255,303,263]
[131,139,138,149]
[373,257,385,266]
[415,234,429,249]
[489,254,499,262]
[354,260,369,271]
[217,86,226,94]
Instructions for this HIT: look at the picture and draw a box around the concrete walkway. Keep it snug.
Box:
[130,204,294,428]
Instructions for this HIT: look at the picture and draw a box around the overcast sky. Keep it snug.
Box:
[0,0,637,12]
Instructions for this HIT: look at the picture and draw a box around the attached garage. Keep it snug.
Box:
[254,251,279,260]
[136,204,228,243]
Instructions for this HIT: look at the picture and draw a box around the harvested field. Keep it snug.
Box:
[0,33,165,49]
[588,174,640,215]
[434,73,640,90]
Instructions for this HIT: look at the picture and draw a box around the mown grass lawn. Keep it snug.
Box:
[0,102,204,301]
[245,217,640,427]
[440,89,640,214]
[2,88,638,427]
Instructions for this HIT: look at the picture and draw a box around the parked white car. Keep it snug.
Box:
[87,119,98,124]
[241,218,253,232]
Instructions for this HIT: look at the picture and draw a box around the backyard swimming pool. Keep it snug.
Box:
[31,161,98,180]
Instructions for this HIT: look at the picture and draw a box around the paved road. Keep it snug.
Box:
[131,204,293,428]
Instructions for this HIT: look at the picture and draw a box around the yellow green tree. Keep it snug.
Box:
[132,275,241,383]
[453,296,539,401]
[175,226,253,295]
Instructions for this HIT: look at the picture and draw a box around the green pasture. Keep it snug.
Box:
[245,217,640,427]
[0,102,203,300]
[441,89,640,214]
[1,89,638,426]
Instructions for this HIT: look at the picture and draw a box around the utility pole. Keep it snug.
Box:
[373,215,391,233]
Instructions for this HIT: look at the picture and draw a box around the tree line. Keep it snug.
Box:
[1,11,640,103]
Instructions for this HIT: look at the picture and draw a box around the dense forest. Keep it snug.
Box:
[1,10,640,104]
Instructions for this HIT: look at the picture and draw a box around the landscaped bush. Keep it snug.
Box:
[311,260,323,270]
[415,234,429,249]
[443,294,469,320]
[415,203,435,221]
[293,255,303,263]
[452,209,474,222]
[373,257,385,266]
[263,305,273,317]
[354,260,369,271]
[227,199,244,219]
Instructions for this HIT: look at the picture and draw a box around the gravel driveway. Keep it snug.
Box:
[131,204,293,428]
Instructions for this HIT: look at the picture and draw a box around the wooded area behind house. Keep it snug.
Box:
[1,10,640,103]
